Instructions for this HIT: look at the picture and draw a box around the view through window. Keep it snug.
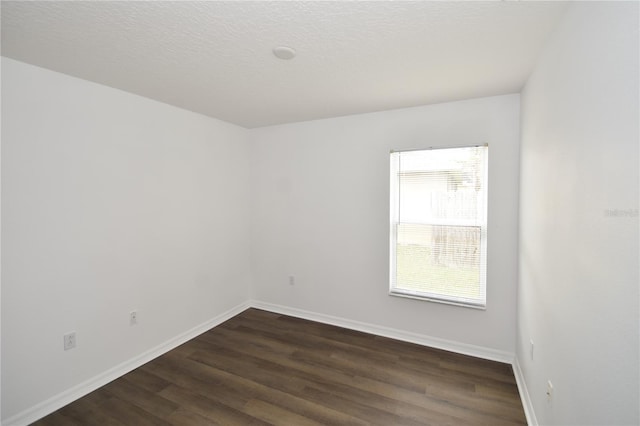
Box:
[389,145,488,308]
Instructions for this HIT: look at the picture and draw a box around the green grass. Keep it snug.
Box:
[395,244,480,299]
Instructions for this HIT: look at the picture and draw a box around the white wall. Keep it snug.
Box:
[1,58,252,421]
[518,2,639,425]
[250,94,520,354]
[0,8,3,421]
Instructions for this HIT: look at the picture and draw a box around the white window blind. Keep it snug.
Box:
[389,145,488,308]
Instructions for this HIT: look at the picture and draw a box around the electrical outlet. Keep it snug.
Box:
[546,380,554,400]
[130,310,138,326]
[63,332,76,351]
[289,275,295,286]
[530,339,534,360]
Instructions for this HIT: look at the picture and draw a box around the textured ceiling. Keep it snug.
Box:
[1,1,568,128]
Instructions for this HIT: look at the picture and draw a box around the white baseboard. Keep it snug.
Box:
[5,299,521,426]
[250,300,514,364]
[2,300,251,426]
[513,356,537,426]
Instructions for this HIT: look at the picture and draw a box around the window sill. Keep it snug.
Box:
[389,290,486,310]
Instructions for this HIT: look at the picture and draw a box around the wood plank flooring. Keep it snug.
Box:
[33,308,526,425]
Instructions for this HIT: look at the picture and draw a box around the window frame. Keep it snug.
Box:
[389,145,488,309]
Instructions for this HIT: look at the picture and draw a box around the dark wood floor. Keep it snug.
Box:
[33,308,526,425]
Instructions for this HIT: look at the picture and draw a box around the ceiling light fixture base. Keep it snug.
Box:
[273,46,296,60]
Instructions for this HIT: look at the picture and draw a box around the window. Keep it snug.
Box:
[389,145,488,308]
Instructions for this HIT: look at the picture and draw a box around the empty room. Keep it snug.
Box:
[1,1,638,425]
